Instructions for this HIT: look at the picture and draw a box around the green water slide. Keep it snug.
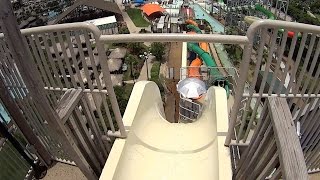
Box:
[187,43,222,80]
[253,4,301,37]
[186,25,230,96]
[186,24,202,34]
[254,4,275,20]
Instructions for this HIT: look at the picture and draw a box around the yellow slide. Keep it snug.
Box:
[100,81,230,180]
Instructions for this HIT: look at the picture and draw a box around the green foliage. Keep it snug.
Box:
[113,85,133,115]
[125,54,138,65]
[224,44,243,66]
[150,42,165,61]
[150,61,161,80]
[150,62,164,93]
[123,54,140,81]
[119,26,130,34]
[126,8,150,27]
[101,84,134,130]
[225,27,239,35]
[235,107,258,140]
[0,142,29,180]
[311,1,320,14]
[127,42,146,55]
[287,1,320,25]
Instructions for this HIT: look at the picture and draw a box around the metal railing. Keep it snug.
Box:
[226,20,320,172]
[0,21,249,179]
[179,98,203,122]
[179,66,239,93]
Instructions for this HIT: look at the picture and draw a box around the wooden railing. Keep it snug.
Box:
[55,89,111,177]
[235,97,309,179]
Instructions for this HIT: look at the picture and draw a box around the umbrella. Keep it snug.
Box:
[177,78,206,99]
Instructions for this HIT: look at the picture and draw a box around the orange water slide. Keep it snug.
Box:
[189,58,202,78]
[186,19,198,27]
[187,30,207,78]
[187,31,201,78]
[200,42,209,52]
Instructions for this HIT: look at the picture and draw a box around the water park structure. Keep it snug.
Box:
[1,0,320,179]
[221,0,290,34]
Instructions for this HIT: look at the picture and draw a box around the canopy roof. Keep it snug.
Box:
[141,4,165,16]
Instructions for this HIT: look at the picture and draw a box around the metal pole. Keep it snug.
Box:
[145,56,149,80]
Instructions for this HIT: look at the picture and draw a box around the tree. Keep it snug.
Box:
[125,54,138,65]
[150,42,165,61]
[127,42,145,55]
[125,54,139,80]
[119,26,130,34]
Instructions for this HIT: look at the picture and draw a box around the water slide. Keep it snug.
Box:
[100,81,229,179]
[244,4,302,38]
[186,30,204,79]
[185,21,229,96]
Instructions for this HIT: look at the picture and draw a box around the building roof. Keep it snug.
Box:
[86,16,117,26]
[108,48,127,59]
[170,17,180,24]
[54,0,121,24]
[141,4,165,16]
[107,58,123,72]
[93,73,123,88]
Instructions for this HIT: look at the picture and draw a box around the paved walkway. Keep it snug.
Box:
[44,163,85,180]
[137,55,154,81]
[124,55,155,83]
[116,0,151,33]
[115,1,141,33]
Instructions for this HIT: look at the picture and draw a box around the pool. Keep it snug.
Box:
[190,3,224,33]
[0,103,10,123]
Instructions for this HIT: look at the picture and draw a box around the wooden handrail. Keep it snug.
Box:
[268,97,308,180]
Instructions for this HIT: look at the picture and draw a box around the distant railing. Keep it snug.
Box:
[179,66,238,93]
[179,98,203,122]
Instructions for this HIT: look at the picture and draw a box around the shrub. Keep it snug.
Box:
[150,42,165,61]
